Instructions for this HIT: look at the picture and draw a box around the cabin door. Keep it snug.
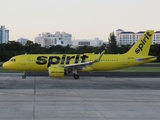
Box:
[21,56,29,70]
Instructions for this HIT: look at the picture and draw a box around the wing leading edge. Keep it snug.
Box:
[64,50,105,70]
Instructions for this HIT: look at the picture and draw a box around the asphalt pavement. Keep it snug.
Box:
[0,75,160,120]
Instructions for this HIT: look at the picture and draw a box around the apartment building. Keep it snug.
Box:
[34,32,72,47]
[116,29,160,46]
[72,38,103,47]
[17,37,28,46]
[0,26,9,43]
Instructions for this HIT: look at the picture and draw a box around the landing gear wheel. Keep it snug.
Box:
[22,75,26,79]
[74,74,79,79]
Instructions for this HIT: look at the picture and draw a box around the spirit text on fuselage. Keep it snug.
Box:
[36,54,89,67]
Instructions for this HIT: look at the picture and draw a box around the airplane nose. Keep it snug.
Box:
[1,63,5,67]
[2,62,7,69]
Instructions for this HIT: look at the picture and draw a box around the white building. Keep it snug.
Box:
[34,32,72,47]
[116,29,160,46]
[17,37,28,45]
[72,38,103,47]
[0,26,9,43]
[153,31,160,44]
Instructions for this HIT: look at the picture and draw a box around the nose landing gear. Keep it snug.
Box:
[22,71,26,79]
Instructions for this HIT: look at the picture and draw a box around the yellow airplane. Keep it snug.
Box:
[3,30,157,79]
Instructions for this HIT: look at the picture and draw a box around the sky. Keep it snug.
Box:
[1,0,160,41]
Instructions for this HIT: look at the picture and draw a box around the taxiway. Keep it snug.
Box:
[0,74,160,120]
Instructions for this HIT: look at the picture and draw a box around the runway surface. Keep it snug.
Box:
[0,74,160,120]
[0,74,160,89]
[26,71,160,78]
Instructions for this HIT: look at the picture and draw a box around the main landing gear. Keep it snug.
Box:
[73,74,79,79]
[72,69,79,79]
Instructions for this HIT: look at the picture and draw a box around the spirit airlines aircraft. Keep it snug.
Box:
[3,30,157,79]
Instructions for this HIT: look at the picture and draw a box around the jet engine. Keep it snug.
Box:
[48,66,64,77]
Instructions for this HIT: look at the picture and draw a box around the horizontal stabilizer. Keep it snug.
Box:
[136,56,157,62]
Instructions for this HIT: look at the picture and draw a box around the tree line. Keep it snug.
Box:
[0,32,160,62]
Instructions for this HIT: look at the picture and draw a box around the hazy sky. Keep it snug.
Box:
[1,0,160,41]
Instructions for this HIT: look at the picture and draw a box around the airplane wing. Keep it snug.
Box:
[64,50,105,70]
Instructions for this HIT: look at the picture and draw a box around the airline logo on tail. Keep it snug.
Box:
[135,31,152,54]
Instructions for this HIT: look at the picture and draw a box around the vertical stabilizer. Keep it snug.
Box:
[125,30,154,56]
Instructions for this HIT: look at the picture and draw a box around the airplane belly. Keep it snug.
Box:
[81,66,93,72]
[93,61,124,71]
[28,63,47,71]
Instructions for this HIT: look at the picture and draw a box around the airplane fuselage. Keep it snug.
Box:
[4,53,156,72]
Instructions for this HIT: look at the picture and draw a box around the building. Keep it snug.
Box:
[0,26,9,43]
[34,32,72,47]
[116,29,160,46]
[72,38,103,47]
[17,37,28,46]
[153,31,160,44]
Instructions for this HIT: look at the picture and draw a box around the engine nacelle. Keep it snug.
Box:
[48,66,64,77]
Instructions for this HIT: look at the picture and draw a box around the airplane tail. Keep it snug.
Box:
[125,30,154,56]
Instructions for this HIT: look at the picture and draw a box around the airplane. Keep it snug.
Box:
[2,30,157,79]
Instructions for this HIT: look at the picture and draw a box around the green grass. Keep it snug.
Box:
[110,67,160,72]
[0,67,13,72]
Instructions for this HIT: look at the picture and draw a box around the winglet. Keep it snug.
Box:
[94,50,105,62]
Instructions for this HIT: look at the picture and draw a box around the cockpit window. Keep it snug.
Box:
[10,58,16,62]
